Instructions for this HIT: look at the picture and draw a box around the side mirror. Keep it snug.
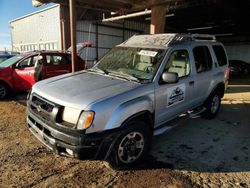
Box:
[12,64,17,69]
[13,63,21,69]
[81,42,92,47]
[161,72,179,84]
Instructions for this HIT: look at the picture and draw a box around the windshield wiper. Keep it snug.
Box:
[108,70,140,82]
[88,67,109,74]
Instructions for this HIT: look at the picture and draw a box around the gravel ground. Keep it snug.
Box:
[0,101,197,188]
[0,77,249,187]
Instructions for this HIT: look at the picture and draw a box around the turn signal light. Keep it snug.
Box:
[77,111,95,130]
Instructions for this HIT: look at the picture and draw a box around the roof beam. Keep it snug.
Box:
[33,0,182,12]
[102,9,152,22]
[33,0,217,16]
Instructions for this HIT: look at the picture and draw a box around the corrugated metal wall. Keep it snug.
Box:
[76,20,149,67]
[10,5,61,52]
[225,44,250,63]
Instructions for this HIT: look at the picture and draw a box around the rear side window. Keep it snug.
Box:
[193,46,212,73]
[212,45,227,66]
[46,55,69,65]
[66,55,72,63]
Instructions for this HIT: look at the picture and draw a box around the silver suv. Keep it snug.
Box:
[27,34,229,166]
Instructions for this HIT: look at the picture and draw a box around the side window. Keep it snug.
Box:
[66,55,72,64]
[212,45,227,66]
[193,46,212,73]
[46,55,67,66]
[33,55,43,67]
[165,50,190,78]
[18,57,34,68]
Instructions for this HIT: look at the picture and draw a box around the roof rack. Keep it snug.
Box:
[169,33,216,45]
[119,33,217,48]
[191,34,216,41]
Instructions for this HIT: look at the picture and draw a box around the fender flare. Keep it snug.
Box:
[120,110,154,129]
[206,82,225,102]
[104,96,154,131]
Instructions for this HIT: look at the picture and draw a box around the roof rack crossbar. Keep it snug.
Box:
[191,34,216,41]
[169,33,216,45]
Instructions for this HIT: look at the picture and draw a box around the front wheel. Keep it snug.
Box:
[110,121,152,167]
[0,83,9,100]
[202,91,221,119]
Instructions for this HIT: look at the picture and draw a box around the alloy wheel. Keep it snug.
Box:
[117,131,145,164]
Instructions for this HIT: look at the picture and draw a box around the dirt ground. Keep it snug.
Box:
[0,76,249,188]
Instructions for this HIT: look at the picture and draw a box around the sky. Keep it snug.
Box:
[0,0,54,51]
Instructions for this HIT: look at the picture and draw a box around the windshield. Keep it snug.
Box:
[0,55,24,68]
[94,47,167,82]
[0,57,9,64]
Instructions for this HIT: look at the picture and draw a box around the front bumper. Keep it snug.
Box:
[27,109,119,160]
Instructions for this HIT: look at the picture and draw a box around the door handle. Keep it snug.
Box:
[189,81,195,85]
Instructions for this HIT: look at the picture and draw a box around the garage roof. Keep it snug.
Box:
[33,0,250,40]
[33,0,212,13]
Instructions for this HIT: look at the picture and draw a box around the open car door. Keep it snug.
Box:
[12,55,40,91]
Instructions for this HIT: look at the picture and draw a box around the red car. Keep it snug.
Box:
[0,51,85,99]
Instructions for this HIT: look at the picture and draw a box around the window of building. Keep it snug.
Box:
[53,43,57,50]
[45,43,50,50]
[40,44,45,50]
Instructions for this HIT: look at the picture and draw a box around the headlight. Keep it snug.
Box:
[27,91,31,100]
[77,111,95,130]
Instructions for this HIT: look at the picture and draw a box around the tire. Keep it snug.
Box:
[202,90,221,119]
[0,82,9,100]
[109,120,152,168]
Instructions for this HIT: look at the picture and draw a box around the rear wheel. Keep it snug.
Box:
[110,121,152,167]
[202,91,221,119]
[0,82,9,100]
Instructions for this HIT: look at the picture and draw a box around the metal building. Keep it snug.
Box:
[10,5,61,52]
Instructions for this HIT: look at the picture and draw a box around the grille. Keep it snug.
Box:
[30,94,56,121]
[32,95,54,113]
[29,94,73,128]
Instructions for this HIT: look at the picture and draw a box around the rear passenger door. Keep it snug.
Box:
[192,45,214,104]
[44,54,71,78]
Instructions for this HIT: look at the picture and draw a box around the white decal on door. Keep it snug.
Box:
[167,83,185,107]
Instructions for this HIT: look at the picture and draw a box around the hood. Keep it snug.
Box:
[32,71,140,109]
[0,66,11,75]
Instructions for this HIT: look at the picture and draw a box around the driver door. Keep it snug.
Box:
[154,48,196,127]
[13,56,36,91]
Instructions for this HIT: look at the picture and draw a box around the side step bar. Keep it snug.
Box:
[153,107,206,136]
